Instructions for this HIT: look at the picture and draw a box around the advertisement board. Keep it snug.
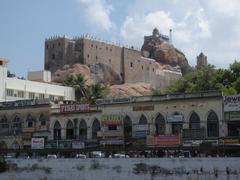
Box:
[102,130,123,137]
[72,141,85,149]
[60,104,90,113]
[100,139,124,145]
[133,124,149,138]
[31,138,45,149]
[167,115,184,123]
[147,134,181,147]
[224,95,240,112]
[101,114,123,126]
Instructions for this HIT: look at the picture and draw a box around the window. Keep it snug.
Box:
[96,45,98,49]
[41,120,46,126]
[52,44,55,49]
[6,89,14,97]
[17,91,24,98]
[142,66,144,70]
[108,125,117,131]
[91,44,93,48]
[106,47,108,51]
[49,95,54,101]
[87,54,89,58]
[96,56,98,60]
[58,42,61,46]
[130,62,133,68]
[152,68,155,72]
[28,121,33,128]
[39,94,45,99]
[109,59,111,63]
[29,92,35,99]
[52,54,55,59]
[58,96,64,101]
[46,45,49,49]
[110,48,112,52]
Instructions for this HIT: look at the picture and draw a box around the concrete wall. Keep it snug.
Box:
[2,158,240,180]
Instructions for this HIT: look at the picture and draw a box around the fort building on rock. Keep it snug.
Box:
[44,29,182,88]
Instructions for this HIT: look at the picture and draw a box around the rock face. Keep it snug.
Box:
[52,63,122,86]
[141,28,189,67]
[108,83,152,98]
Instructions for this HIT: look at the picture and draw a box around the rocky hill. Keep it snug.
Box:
[141,28,189,67]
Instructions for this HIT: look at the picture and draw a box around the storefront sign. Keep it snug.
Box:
[224,95,240,112]
[101,114,123,126]
[167,115,184,123]
[102,130,123,137]
[31,138,45,149]
[182,140,202,147]
[100,139,124,145]
[133,124,149,138]
[147,134,181,147]
[72,141,85,149]
[229,112,240,121]
[133,105,154,111]
[60,104,90,113]
[96,97,132,105]
[0,99,50,108]
[219,138,240,145]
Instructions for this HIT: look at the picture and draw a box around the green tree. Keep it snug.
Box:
[63,74,87,101]
[85,83,107,104]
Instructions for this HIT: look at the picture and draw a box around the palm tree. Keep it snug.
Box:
[63,74,87,102]
[85,83,106,104]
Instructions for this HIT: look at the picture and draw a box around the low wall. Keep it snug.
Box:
[1,158,240,180]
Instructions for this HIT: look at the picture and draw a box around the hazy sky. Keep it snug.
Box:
[1,0,240,77]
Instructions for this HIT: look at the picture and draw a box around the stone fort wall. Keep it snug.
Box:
[44,36,181,88]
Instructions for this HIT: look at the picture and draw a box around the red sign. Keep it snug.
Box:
[60,104,90,113]
[147,134,181,147]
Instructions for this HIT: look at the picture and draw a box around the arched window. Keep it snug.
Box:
[207,111,219,137]
[39,113,47,126]
[139,115,147,125]
[124,116,132,139]
[92,119,100,139]
[79,120,87,141]
[189,112,200,129]
[155,113,165,135]
[12,115,21,135]
[0,115,9,129]
[53,121,61,140]
[66,121,74,139]
[26,114,34,128]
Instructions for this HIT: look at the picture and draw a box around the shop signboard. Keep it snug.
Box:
[100,139,124,145]
[101,114,123,126]
[96,97,132,105]
[229,112,240,121]
[167,115,184,123]
[102,130,123,137]
[31,138,45,149]
[147,134,181,147]
[224,95,240,112]
[72,141,85,149]
[219,137,240,145]
[133,124,149,138]
[60,104,90,113]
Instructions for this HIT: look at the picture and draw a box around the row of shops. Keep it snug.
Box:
[1,92,240,156]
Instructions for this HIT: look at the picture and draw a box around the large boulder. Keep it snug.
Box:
[141,28,189,67]
[108,83,152,98]
[52,63,122,86]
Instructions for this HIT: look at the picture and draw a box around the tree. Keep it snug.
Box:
[85,83,107,104]
[63,74,87,101]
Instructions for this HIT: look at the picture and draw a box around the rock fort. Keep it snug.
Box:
[44,28,188,89]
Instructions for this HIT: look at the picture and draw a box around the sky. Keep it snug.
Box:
[1,0,240,77]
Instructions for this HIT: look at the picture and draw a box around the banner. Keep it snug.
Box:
[147,134,180,147]
[101,114,123,126]
[60,104,90,113]
[133,125,149,138]
[224,95,240,112]
[31,138,44,149]
[100,139,124,145]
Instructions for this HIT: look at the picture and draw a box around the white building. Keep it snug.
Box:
[0,59,75,102]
